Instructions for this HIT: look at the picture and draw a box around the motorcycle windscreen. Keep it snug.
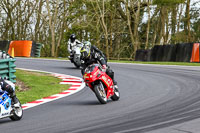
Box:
[85,64,99,73]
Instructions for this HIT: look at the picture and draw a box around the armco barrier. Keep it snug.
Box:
[0,52,16,83]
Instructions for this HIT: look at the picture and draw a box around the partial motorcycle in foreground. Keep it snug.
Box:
[83,64,120,104]
[0,81,23,121]
[68,43,83,68]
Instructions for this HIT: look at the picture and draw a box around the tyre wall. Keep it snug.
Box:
[135,49,151,61]
[150,45,159,61]
[183,43,193,62]
[31,43,42,57]
[0,41,10,52]
[135,43,196,62]
[0,54,16,83]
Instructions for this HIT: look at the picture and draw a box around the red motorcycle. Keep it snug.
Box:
[83,64,120,104]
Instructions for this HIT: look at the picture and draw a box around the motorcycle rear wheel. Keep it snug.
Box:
[111,87,120,101]
[94,84,107,104]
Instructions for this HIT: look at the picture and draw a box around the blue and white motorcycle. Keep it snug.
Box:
[0,81,23,121]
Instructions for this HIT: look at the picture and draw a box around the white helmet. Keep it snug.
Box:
[84,41,91,48]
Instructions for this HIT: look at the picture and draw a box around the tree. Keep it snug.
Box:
[145,0,151,49]
[0,0,199,59]
[184,0,191,42]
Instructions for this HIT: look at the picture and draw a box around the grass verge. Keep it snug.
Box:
[15,69,70,104]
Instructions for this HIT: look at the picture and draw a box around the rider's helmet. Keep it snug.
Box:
[70,34,76,43]
[84,41,91,48]
[80,46,91,60]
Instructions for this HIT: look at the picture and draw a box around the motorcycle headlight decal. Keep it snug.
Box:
[84,74,89,79]
[102,76,109,86]
[97,74,101,78]
[94,69,99,76]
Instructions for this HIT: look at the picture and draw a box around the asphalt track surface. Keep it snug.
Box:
[1,58,200,133]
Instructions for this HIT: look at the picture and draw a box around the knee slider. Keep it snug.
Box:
[107,69,114,79]
[5,85,14,93]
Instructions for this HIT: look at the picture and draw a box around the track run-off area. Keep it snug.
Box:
[1,58,200,133]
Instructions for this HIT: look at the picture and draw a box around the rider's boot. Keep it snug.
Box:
[113,80,118,89]
[10,92,19,107]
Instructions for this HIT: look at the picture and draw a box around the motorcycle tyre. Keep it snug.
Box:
[74,62,80,68]
[111,87,120,101]
[70,59,74,63]
[94,84,107,104]
[10,101,23,121]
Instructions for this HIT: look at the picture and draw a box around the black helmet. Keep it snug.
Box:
[70,34,76,43]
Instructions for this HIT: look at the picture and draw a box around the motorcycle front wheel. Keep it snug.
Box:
[111,87,120,101]
[74,62,80,68]
[94,84,107,104]
[10,101,23,121]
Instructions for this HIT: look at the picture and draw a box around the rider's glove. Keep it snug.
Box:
[102,65,107,72]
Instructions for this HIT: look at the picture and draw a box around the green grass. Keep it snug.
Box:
[108,60,200,66]
[15,70,70,104]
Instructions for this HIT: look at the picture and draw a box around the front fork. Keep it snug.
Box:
[87,81,104,92]
[88,81,112,99]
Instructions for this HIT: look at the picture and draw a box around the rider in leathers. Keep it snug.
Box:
[68,34,82,60]
[80,41,117,87]
[0,77,19,106]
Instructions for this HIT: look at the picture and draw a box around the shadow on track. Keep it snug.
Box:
[0,119,13,124]
[54,100,101,106]
[65,67,81,70]
[51,66,81,70]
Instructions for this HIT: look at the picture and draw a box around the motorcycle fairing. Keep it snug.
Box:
[0,92,12,118]
[84,65,114,98]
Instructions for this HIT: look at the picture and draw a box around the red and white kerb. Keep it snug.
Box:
[21,74,85,110]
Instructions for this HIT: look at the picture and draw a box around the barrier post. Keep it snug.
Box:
[190,43,200,62]
[11,48,15,57]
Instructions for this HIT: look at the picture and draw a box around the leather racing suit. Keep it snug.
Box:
[0,77,19,104]
[68,39,82,53]
[81,45,116,85]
